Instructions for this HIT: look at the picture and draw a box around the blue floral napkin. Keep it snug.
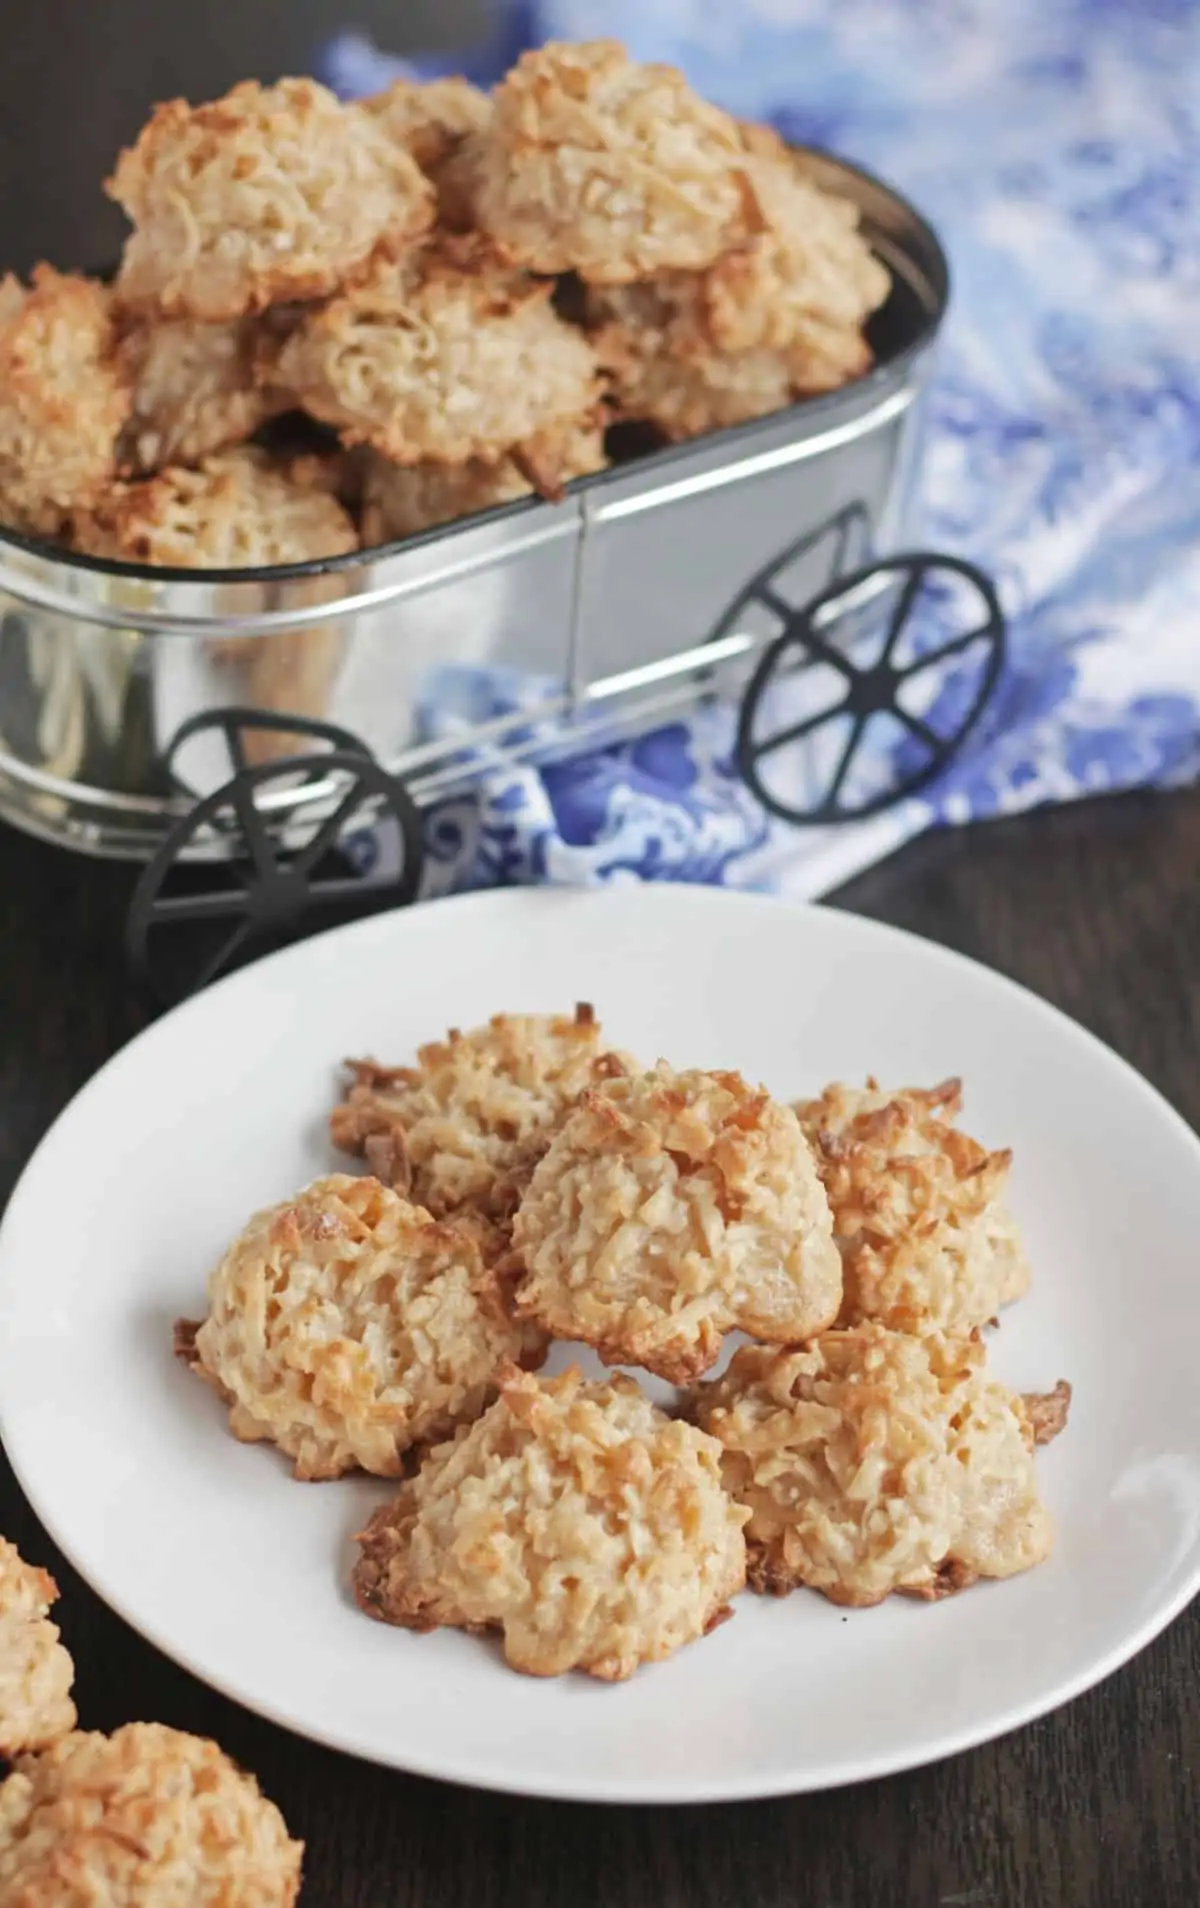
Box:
[319,0,1200,899]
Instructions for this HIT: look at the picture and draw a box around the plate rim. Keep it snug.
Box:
[2,882,1198,1805]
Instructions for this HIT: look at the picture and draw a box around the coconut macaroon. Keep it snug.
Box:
[693,146,888,358]
[331,1004,630,1222]
[588,145,885,373]
[275,235,601,467]
[0,1540,76,1759]
[358,441,547,546]
[590,291,801,439]
[0,1722,302,1906]
[585,149,886,441]
[512,1063,841,1383]
[795,1079,1031,1336]
[107,78,434,322]
[363,76,492,228]
[589,272,877,444]
[359,417,606,542]
[688,1329,1062,1606]
[116,314,291,474]
[176,1174,544,1481]
[0,268,130,539]
[354,1363,747,1680]
[364,75,492,174]
[466,39,758,284]
[70,445,358,568]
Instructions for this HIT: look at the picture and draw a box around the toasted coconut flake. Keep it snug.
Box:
[1022,1379,1073,1447]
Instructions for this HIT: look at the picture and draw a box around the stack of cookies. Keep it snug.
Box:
[176,1002,1071,1683]
[0,41,890,570]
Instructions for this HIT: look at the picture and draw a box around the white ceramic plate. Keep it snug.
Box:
[1,885,1198,1805]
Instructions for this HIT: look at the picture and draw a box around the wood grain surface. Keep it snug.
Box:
[1,791,1197,1907]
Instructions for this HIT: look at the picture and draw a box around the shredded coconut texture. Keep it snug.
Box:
[0,1539,76,1758]
[513,1062,841,1382]
[585,130,887,437]
[467,40,758,284]
[331,1004,632,1221]
[795,1079,1031,1335]
[706,141,889,354]
[688,1328,1057,1606]
[362,78,492,228]
[108,78,434,321]
[0,1722,302,1906]
[364,76,492,174]
[0,268,130,538]
[354,1363,747,1679]
[589,296,801,438]
[116,315,290,473]
[178,1174,544,1480]
[359,418,606,543]
[276,235,601,465]
[71,446,359,569]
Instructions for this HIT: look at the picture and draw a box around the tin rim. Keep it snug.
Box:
[0,146,949,593]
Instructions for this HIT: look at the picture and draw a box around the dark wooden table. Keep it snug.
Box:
[1,790,1197,1906]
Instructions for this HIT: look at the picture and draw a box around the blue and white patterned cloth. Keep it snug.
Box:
[319,0,1200,899]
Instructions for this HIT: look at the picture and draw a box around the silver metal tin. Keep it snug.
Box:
[0,150,947,860]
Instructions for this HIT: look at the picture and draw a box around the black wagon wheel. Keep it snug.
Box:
[708,501,872,657]
[734,553,1005,826]
[162,705,374,807]
[127,710,424,1005]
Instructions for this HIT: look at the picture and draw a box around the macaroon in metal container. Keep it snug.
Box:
[0,150,950,863]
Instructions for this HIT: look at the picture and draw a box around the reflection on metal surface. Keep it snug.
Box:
[590,384,915,525]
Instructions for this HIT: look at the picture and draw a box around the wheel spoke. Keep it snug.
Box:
[749,698,852,762]
[292,780,371,878]
[229,775,278,884]
[823,712,868,812]
[899,621,993,679]
[148,887,251,923]
[189,919,252,994]
[756,597,860,680]
[832,506,864,577]
[765,650,845,690]
[304,875,374,905]
[894,706,942,754]
[223,718,250,775]
[757,585,798,623]
[880,564,925,666]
